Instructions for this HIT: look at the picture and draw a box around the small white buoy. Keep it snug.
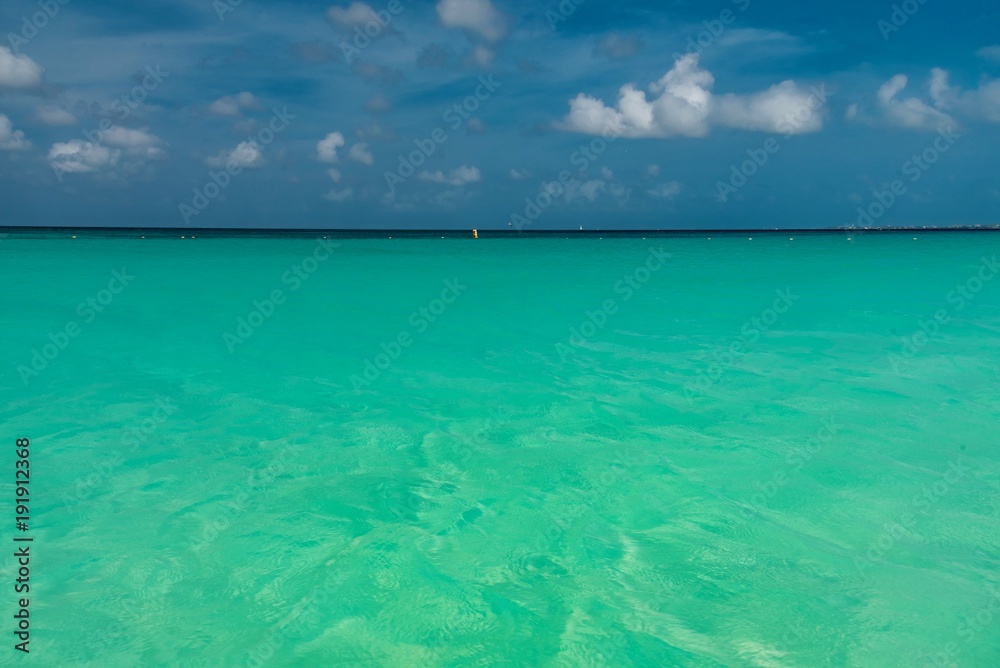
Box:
[71,235,76,238]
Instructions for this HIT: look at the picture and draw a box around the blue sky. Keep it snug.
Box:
[0,0,998,229]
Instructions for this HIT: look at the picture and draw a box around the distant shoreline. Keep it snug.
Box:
[2,226,999,238]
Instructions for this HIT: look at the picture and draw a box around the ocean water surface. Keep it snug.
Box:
[2,230,999,667]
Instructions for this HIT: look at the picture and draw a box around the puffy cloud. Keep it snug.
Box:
[0,114,30,150]
[352,62,403,85]
[316,132,345,162]
[646,164,660,178]
[509,168,531,180]
[323,187,354,202]
[564,179,606,203]
[48,140,120,173]
[34,105,77,126]
[928,68,1000,123]
[102,126,165,158]
[326,168,342,182]
[364,93,392,113]
[647,181,682,199]
[208,92,259,117]
[327,2,380,28]
[877,74,956,130]
[290,41,341,63]
[436,0,507,42]
[206,141,263,169]
[0,46,43,89]
[468,46,495,68]
[594,33,643,60]
[349,142,374,165]
[560,54,825,138]
[714,81,824,133]
[418,165,481,185]
[977,46,1000,62]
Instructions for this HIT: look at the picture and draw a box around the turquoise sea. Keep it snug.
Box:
[2,230,999,667]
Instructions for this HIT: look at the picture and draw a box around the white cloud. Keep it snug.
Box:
[594,33,643,60]
[565,179,606,203]
[327,2,380,27]
[365,93,392,113]
[647,181,682,199]
[509,168,531,180]
[560,54,825,138]
[977,46,1000,62]
[928,68,1000,123]
[102,126,165,158]
[316,132,345,163]
[600,166,615,181]
[877,74,956,130]
[48,140,120,173]
[349,142,374,165]
[0,46,43,88]
[326,168,342,182]
[206,141,263,169]
[0,114,30,150]
[436,0,507,42]
[34,105,77,126]
[646,164,660,178]
[714,80,823,133]
[323,187,353,202]
[208,92,259,117]
[418,165,481,185]
[469,45,494,67]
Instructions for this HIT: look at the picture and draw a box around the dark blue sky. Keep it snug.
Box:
[0,0,998,229]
